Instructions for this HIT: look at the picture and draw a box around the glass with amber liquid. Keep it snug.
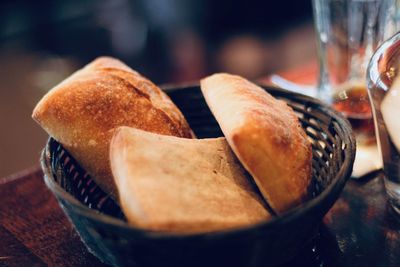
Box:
[312,0,397,176]
[332,83,375,145]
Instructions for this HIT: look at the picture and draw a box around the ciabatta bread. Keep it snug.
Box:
[110,127,271,233]
[201,73,312,214]
[32,57,194,198]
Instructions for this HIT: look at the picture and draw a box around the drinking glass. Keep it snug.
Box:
[367,32,400,214]
[312,0,397,145]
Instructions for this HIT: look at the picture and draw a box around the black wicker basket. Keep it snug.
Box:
[41,84,355,267]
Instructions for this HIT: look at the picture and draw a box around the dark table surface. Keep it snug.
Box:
[0,167,399,267]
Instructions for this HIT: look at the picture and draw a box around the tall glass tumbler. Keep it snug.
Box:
[367,32,400,214]
[312,0,397,145]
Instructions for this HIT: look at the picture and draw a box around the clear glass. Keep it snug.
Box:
[367,32,400,214]
[312,0,397,145]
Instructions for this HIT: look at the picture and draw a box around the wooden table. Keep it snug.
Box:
[1,65,400,266]
[0,167,106,267]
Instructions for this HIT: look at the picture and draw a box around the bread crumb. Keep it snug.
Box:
[88,139,97,146]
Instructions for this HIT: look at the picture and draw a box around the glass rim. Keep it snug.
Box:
[367,31,400,91]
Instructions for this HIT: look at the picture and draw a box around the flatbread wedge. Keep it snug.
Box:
[110,126,271,233]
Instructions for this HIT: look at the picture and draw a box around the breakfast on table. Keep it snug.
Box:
[32,57,312,233]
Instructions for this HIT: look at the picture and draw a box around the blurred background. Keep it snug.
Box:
[0,0,316,177]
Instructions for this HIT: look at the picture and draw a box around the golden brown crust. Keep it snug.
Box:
[200,73,312,214]
[32,56,194,198]
[91,57,194,138]
[110,127,271,233]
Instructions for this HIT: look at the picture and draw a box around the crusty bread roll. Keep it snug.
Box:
[32,57,194,198]
[201,73,312,214]
[110,127,271,233]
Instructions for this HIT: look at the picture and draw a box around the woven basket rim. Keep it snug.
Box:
[41,84,356,239]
